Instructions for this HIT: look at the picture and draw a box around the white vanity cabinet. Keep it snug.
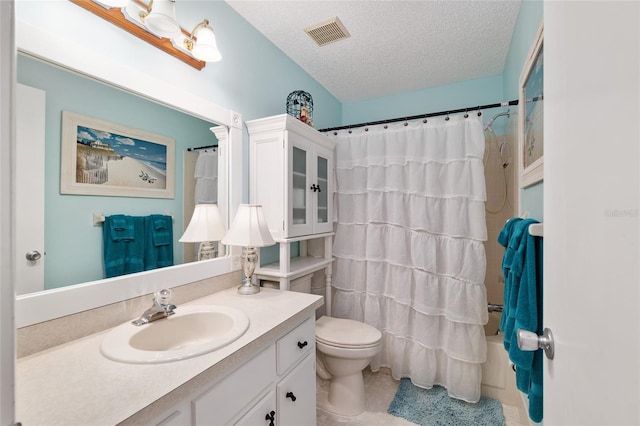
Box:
[154,315,317,426]
[247,114,335,241]
[247,114,336,293]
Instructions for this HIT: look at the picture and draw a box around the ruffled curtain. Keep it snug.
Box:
[329,114,488,402]
[194,149,218,204]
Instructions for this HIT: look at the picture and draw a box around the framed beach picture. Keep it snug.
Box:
[519,23,544,188]
[60,111,175,198]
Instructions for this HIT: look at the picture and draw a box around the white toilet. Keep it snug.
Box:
[315,315,382,417]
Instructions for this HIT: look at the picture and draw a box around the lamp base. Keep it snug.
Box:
[198,241,217,261]
[237,281,260,295]
[237,246,260,295]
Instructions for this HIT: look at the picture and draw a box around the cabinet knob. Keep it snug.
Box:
[286,392,297,402]
[297,341,308,349]
[265,410,275,426]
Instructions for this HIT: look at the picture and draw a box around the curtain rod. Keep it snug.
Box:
[318,99,519,133]
[187,144,218,152]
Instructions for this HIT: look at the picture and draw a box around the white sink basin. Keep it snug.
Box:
[100,305,250,364]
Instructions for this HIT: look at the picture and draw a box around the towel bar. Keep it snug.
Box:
[93,211,173,226]
[488,303,503,312]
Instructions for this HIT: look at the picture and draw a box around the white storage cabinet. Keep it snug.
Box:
[247,114,335,241]
[247,114,336,294]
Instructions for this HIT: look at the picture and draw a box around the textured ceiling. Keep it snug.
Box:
[226,0,522,103]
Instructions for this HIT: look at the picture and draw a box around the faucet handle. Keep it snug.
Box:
[154,288,172,304]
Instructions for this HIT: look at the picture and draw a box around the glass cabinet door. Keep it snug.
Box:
[316,155,328,224]
[292,146,307,225]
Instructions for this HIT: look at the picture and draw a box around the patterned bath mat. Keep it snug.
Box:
[388,379,505,426]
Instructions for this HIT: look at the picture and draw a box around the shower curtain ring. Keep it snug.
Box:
[464,109,469,118]
[445,112,450,121]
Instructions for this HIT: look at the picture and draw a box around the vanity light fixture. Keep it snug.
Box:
[70,0,222,70]
[184,19,222,62]
[222,205,275,295]
[179,204,227,261]
[140,0,180,38]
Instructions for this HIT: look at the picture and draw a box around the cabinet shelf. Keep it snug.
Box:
[256,256,333,280]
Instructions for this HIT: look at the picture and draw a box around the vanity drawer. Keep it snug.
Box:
[276,316,315,375]
[235,390,276,426]
[193,346,276,425]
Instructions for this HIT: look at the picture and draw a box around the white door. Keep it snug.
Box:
[0,1,15,423]
[15,83,45,295]
[544,2,640,424]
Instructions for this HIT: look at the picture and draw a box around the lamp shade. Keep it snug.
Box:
[192,24,222,62]
[145,0,180,38]
[222,204,275,248]
[179,204,226,243]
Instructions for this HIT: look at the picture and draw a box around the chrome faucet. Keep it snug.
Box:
[132,289,177,326]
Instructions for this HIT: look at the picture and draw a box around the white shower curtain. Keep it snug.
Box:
[194,149,218,204]
[330,114,488,403]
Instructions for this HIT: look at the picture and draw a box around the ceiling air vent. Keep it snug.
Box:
[304,17,351,47]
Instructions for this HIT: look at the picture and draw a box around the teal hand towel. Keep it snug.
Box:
[103,216,145,278]
[144,215,173,270]
[497,217,522,333]
[152,218,171,246]
[108,214,135,241]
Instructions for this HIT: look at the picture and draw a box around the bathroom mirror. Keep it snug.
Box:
[16,53,224,293]
[14,21,243,327]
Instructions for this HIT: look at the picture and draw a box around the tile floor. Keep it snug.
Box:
[316,368,530,426]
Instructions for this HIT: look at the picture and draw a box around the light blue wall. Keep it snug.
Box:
[503,0,544,100]
[341,75,505,126]
[503,0,544,220]
[18,55,216,289]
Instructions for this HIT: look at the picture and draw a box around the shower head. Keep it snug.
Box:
[484,110,511,131]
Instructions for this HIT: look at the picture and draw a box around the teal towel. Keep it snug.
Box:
[498,218,543,422]
[151,218,171,246]
[497,217,522,333]
[144,215,174,270]
[103,215,145,278]
[108,214,135,241]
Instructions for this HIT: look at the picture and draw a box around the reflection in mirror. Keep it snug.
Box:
[15,53,226,295]
[14,20,242,328]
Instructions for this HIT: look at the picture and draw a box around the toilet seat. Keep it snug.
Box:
[316,316,382,349]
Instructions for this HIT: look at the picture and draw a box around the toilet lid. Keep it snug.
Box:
[316,316,382,348]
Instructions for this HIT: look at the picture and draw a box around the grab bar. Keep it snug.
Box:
[488,304,503,313]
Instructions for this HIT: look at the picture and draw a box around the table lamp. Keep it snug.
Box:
[179,204,226,260]
[221,204,275,295]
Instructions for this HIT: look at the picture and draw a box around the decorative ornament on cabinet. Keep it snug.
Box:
[286,90,314,127]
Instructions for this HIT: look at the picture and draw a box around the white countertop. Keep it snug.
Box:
[16,287,323,426]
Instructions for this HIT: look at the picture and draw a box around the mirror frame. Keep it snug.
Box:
[14,21,243,328]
